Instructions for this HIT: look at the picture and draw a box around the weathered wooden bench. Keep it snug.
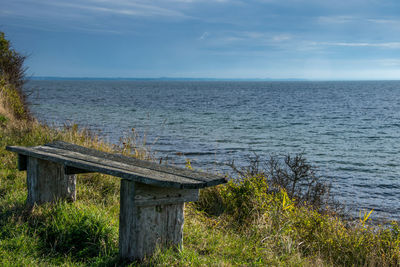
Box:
[6,141,226,260]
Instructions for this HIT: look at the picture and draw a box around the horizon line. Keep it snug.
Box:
[29,76,400,82]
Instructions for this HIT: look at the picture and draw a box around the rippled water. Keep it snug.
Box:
[24,80,400,220]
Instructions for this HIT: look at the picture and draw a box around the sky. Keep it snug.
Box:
[1,0,400,80]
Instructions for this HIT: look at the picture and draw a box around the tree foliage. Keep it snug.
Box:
[0,31,30,119]
[0,31,27,89]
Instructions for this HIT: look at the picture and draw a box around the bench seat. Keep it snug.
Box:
[7,141,226,189]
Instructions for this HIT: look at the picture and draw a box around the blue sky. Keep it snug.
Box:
[1,0,400,80]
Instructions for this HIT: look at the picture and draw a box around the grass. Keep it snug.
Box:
[0,78,400,266]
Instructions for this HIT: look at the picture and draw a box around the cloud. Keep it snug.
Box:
[317,16,355,24]
[48,0,188,18]
[368,19,399,24]
[217,31,293,43]
[0,0,194,34]
[318,16,400,28]
[323,42,400,48]
[197,31,297,58]
[272,34,292,42]
[0,0,189,21]
[367,18,400,30]
[165,0,233,2]
[374,59,400,67]
[199,31,209,40]
[306,41,400,49]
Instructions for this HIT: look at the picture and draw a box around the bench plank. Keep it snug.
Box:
[36,146,203,186]
[6,141,227,189]
[134,183,198,206]
[46,141,224,185]
[7,146,202,189]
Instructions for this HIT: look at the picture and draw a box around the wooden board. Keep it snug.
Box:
[134,182,198,206]
[6,141,227,189]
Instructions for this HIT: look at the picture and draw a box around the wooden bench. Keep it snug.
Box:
[6,141,226,260]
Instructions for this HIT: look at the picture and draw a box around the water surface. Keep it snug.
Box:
[25,80,400,220]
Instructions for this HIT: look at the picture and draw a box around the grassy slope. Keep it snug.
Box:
[0,80,400,266]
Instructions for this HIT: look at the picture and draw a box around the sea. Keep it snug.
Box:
[24,80,400,221]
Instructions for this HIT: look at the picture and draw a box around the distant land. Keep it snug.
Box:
[30,76,308,82]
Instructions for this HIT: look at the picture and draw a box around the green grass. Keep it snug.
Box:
[0,79,400,266]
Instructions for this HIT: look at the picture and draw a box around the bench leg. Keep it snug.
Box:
[27,157,76,206]
[119,179,185,261]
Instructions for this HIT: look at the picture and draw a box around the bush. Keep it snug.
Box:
[228,153,335,212]
[0,31,30,119]
[196,153,334,227]
[0,32,26,90]
[196,173,295,228]
[0,78,28,119]
[0,114,7,126]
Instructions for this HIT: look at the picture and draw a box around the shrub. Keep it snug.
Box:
[0,114,7,126]
[0,32,26,90]
[228,153,335,212]
[196,153,333,226]
[0,31,30,119]
[196,173,296,228]
[0,78,28,119]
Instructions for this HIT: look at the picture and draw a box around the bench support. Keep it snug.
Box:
[26,157,76,206]
[119,180,198,260]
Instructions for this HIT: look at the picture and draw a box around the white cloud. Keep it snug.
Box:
[325,42,400,48]
[317,16,355,24]
[272,34,292,42]
[48,0,188,18]
[307,41,400,49]
[165,0,233,2]
[199,31,209,40]
[375,59,400,67]
[368,18,400,24]
[217,31,293,43]
[0,0,193,34]
[242,31,264,39]
[0,0,189,20]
